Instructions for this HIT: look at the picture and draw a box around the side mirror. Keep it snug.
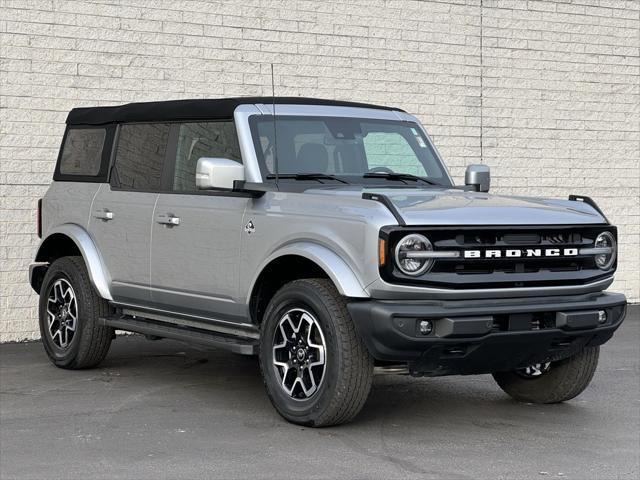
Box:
[465,164,490,192]
[196,157,245,190]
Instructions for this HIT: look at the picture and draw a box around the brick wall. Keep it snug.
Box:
[1,0,638,341]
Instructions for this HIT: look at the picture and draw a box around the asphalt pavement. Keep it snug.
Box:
[1,306,638,480]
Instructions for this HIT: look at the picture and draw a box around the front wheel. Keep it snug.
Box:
[259,278,373,427]
[492,346,600,404]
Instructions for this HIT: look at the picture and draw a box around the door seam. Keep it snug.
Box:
[86,183,103,228]
[149,193,160,297]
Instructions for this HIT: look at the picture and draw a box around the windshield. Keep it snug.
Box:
[249,116,451,186]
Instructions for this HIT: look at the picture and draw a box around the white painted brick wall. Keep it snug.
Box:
[1,0,638,341]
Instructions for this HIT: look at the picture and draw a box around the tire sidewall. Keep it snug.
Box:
[259,282,343,425]
[39,259,89,367]
[493,346,600,403]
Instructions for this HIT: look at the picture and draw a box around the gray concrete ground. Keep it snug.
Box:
[1,306,638,480]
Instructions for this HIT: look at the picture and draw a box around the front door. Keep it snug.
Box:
[149,120,249,322]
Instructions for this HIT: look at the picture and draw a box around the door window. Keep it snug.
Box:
[172,121,241,192]
[111,123,171,191]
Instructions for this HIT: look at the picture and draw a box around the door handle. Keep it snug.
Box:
[93,209,114,221]
[156,214,180,226]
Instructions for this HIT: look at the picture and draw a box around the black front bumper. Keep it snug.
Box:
[347,292,627,376]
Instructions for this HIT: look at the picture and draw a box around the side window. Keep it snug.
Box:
[112,123,171,191]
[59,128,106,176]
[172,121,241,192]
[363,132,427,176]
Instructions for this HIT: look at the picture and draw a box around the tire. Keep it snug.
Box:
[38,256,113,369]
[492,346,600,404]
[259,278,373,427]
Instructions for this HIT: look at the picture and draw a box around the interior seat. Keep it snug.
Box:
[295,143,329,173]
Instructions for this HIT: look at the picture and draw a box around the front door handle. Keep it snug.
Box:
[156,213,180,226]
[93,209,114,221]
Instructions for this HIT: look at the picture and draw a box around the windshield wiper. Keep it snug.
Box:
[362,172,439,186]
[266,173,349,184]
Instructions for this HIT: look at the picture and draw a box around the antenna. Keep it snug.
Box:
[271,63,279,188]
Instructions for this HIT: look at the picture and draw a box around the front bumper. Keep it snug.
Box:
[347,292,627,376]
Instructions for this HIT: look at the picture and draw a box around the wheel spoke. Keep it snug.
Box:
[272,308,327,400]
[68,296,77,320]
[518,362,551,379]
[52,281,61,303]
[62,285,72,303]
[284,314,297,336]
[52,328,62,346]
[46,308,56,327]
[300,368,317,397]
[45,278,77,350]
[283,367,298,396]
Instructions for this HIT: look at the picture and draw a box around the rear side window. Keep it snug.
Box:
[111,123,171,191]
[53,126,114,182]
[60,129,105,175]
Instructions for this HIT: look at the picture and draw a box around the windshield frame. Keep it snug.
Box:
[248,114,454,187]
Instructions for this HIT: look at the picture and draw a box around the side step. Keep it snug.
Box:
[99,315,258,355]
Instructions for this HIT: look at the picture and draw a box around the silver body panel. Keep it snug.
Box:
[88,184,157,304]
[33,103,615,326]
[305,187,606,226]
[150,193,249,320]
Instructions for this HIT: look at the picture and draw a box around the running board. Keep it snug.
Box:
[99,315,258,355]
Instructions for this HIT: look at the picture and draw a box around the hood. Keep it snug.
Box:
[307,187,606,226]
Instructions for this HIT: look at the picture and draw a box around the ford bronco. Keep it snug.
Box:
[30,97,627,426]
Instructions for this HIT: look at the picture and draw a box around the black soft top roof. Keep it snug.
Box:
[66,97,403,126]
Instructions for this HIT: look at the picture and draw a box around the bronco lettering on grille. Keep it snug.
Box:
[463,248,579,259]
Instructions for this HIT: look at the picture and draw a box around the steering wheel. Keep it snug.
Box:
[367,166,394,174]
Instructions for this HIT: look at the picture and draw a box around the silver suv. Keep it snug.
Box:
[30,97,627,426]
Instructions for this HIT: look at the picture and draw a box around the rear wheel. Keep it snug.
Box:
[492,346,600,404]
[39,256,113,369]
[259,278,373,427]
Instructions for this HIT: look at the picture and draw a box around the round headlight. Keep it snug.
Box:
[394,234,434,276]
[594,231,616,270]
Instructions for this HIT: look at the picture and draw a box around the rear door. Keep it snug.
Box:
[88,123,171,305]
[149,120,249,322]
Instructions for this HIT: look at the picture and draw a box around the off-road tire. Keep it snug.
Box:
[259,278,373,427]
[39,256,113,369]
[492,346,600,404]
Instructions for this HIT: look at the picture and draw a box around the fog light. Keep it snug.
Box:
[419,320,433,335]
[598,310,607,324]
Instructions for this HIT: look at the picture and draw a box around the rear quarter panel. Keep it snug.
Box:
[41,181,100,237]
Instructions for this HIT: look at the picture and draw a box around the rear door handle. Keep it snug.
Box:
[93,209,114,221]
[156,214,180,226]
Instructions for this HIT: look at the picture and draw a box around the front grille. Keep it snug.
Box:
[383,225,616,289]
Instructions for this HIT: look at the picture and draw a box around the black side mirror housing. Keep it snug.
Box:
[465,164,491,192]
